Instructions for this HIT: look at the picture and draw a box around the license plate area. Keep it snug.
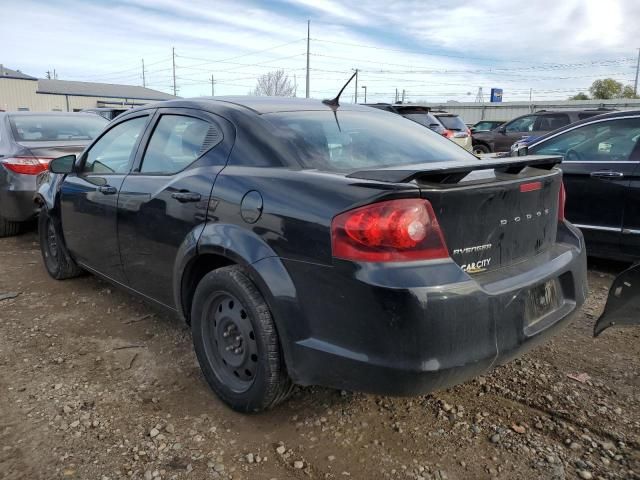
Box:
[524,279,562,329]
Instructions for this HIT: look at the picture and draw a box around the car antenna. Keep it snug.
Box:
[322,71,358,107]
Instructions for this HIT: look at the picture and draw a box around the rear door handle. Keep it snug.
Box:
[171,191,201,203]
[98,185,118,195]
[590,170,624,179]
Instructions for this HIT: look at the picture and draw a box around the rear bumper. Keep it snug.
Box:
[0,169,38,222]
[274,222,587,395]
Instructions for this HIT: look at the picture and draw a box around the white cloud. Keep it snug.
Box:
[0,0,637,102]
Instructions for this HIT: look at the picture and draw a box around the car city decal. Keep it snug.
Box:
[500,209,550,226]
[461,258,491,274]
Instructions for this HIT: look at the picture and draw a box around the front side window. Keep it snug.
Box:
[140,115,221,174]
[530,117,640,162]
[505,115,536,133]
[265,110,477,171]
[82,116,148,174]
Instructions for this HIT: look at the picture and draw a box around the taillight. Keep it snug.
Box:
[1,156,53,175]
[442,129,454,139]
[331,198,449,262]
[558,182,566,222]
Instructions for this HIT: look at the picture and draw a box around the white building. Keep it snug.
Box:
[0,65,175,112]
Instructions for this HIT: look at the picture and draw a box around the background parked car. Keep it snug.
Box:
[0,112,107,236]
[366,104,472,151]
[469,120,505,133]
[472,109,614,154]
[81,107,130,121]
[515,110,640,261]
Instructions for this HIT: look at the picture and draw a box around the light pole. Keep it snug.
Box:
[361,85,367,103]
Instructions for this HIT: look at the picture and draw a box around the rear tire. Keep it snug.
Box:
[191,265,293,412]
[0,216,21,237]
[473,144,491,155]
[38,210,83,280]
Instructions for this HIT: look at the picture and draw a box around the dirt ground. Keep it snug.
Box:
[0,231,638,480]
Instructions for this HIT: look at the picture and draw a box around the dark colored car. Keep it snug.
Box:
[36,97,587,412]
[0,112,108,236]
[470,120,505,134]
[514,110,640,261]
[81,107,130,121]
[472,109,614,154]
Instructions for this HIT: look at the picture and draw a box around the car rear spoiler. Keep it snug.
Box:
[346,155,562,184]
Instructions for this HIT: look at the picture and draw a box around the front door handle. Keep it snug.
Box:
[171,191,201,203]
[591,170,624,179]
[98,185,118,195]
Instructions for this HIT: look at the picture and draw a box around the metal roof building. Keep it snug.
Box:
[0,64,175,112]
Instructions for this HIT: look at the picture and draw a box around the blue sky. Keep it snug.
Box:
[1,0,638,103]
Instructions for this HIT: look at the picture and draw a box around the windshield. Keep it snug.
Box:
[436,115,467,131]
[474,121,501,130]
[9,114,108,142]
[265,110,476,172]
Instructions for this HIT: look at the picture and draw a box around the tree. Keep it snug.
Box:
[252,70,296,97]
[589,78,624,99]
[621,85,639,99]
[569,92,590,100]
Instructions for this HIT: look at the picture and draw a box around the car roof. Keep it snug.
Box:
[191,96,374,114]
[533,108,613,115]
[529,109,640,146]
[0,111,99,117]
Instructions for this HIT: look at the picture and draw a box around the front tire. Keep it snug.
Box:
[191,266,293,412]
[473,144,491,155]
[38,210,83,280]
[0,216,21,237]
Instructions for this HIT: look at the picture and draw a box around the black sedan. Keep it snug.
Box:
[36,97,587,412]
[516,110,640,261]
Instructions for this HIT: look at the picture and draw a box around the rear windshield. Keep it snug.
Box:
[436,115,467,131]
[9,114,107,142]
[264,110,476,171]
[402,113,443,131]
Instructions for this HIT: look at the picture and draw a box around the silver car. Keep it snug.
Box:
[0,112,107,236]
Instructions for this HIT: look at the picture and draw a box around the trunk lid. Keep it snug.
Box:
[19,140,90,159]
[347,155,562,274]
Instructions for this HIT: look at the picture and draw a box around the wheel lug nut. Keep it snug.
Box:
[235,336,242,341]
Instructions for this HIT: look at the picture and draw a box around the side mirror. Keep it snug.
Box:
[516,145,528,156]
[498,125,507,133]
[49,154,76,174]
[594,264,640,337]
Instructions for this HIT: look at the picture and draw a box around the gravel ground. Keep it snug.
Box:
[0,232,638,480]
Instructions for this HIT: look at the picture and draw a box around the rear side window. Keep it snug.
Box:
[9,114,107,141]
[530,117,640,161]
[436,115,467,131]
[536,114,570,131]
[140,115,222,174]
[265,110,476,171]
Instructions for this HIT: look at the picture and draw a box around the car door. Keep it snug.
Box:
[497,114,537,151]
[620,143,640,259]
[60,113,152,282]
[530,116,640,258]
[117,108,233,307]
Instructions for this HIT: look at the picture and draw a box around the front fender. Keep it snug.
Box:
[34,170,65,212]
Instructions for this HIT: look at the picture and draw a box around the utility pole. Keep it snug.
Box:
[354,69,358,103]
[172,47,177,96]
[395,88,398,103]
[211,75,215,96]
[361,85,367,103]
[401,89,405,103]
[46,70,51,79]
[305,20,310,98]
[634,48,640,96]
[142,59,146,87]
